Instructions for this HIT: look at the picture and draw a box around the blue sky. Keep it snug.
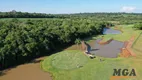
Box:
[0,0,142,14]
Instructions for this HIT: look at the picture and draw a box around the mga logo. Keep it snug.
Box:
[110,69,136,80]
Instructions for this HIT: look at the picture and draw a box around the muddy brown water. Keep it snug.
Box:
[0,40,95,80]
[0,57,52,80]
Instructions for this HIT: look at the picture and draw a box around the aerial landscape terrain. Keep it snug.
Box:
[0,0,142,80]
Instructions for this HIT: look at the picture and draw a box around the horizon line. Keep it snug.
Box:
[1,10,142,14]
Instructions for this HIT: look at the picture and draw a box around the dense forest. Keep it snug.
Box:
[0,11,142,70]
[0,18,110,69]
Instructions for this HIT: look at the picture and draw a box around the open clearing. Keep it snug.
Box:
[42,25,142,80]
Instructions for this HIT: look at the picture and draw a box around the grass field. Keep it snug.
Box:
[42,25,142,80]
[132,32,142,53]
[51,50,88,70]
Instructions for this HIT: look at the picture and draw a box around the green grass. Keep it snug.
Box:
[42,54,130,80]
[132,33,142,52]
[51,50,88,70]
[42,25,142,80]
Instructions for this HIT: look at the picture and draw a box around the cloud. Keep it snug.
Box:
[121,6,136,12]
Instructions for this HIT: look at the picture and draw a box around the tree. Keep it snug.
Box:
[75,38,81,50]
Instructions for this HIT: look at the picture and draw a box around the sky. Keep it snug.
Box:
[0,0,142,14]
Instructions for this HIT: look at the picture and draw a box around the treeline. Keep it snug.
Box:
[70,13,142,24]
[1,11,142,24]
[0,18,109,69]
[0,10,66,18]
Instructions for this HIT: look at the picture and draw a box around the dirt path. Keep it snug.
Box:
[0,57,52,80]
[120,36,136,57]
[126,36,136,56]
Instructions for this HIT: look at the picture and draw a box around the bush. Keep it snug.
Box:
[133,23,142,30]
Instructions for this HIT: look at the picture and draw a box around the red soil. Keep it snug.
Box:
[98,38,113,45]
[120,36,136,57]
